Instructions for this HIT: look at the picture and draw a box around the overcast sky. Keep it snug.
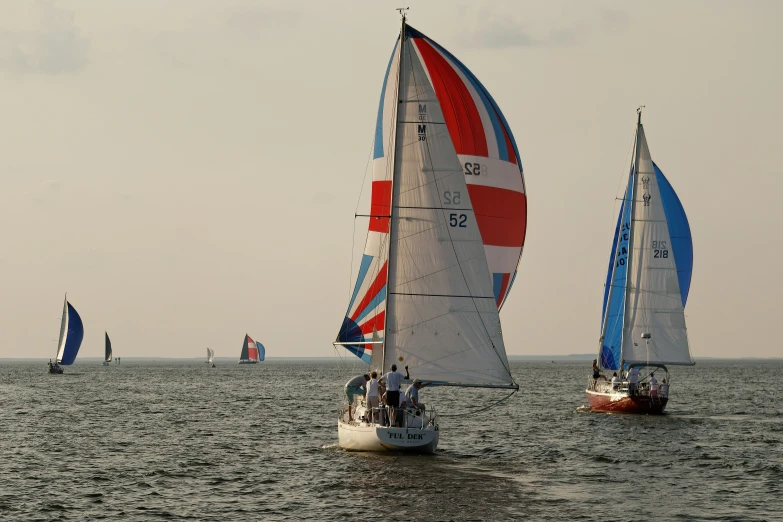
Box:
[1,0,780,360]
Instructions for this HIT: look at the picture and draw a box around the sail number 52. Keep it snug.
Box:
[449,213,467,227]
[464,162,484,176]
[443,191,461,205]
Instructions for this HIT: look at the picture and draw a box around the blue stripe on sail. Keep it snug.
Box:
[407,25,520,169]
[348,254,374,313]
[654,163,693,307]
[492,273,504,303]
[601,201,623,327]
[257,343,265,361]
[60,302,84,366]
[337,316,373,363]
[600,174,633,371]
[343,346,372,364]
[373,38,399,160]
[353,285,386,326]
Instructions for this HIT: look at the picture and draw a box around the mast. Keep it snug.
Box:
[381,11,408,373]
[619,107,644,367]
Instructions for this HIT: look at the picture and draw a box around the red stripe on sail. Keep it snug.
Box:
[368,180,391,233]
[350,261,388,321]
[413,38,488,157]
[467,186,527,247]
[496,273,511,307]
[359,311,385,335]
[248,347,259,360]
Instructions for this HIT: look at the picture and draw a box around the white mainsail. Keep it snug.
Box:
[621,123,692,366]
[207,348,214,364]
[55,295,69,363]
[379,32,514,387]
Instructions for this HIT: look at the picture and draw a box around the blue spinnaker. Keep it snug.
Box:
[654,163,693,307]
[60,303,84,365]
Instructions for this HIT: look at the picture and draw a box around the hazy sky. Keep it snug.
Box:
[1,1,780,359]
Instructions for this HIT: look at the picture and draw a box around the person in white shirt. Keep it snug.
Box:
[660,379,669,397]
[365,371,382,423]
[648,373,659,397]
[344,374,369,422]
[404,379,432,411]
[380,364,409,427]
[611,372,620,391]
[627,367,640,396]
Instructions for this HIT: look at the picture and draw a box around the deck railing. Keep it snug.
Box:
[341,398,436,429]
[587,376,670,398]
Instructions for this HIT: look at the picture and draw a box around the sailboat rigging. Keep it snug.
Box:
[335,13,521,452]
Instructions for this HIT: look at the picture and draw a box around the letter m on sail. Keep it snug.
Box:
[418,124,426,135]
[418,104,427,114]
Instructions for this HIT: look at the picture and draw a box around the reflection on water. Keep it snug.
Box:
[0,359,781,520]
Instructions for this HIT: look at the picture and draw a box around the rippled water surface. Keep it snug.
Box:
[1,359,781,521]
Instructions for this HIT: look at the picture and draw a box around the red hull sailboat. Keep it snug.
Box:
[587,110,694,414]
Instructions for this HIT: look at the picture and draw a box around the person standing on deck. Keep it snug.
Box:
[366,371,381,423]
[648,373,659,397]
[380,364,409,427]
[344,374,369,422]
[660,379,669,397]
[627,367,640,396]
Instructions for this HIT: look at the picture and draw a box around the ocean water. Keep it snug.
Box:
[0,359,781,521]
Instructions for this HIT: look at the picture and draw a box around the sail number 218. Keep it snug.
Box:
[652,240,669,259]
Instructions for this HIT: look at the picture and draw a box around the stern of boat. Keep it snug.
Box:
[586,375,668,414]
[337,399,439,453]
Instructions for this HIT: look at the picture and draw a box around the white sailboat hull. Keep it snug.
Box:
[338,419,438,453]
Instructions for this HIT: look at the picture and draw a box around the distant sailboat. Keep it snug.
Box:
[103,332,113,366]
[334,14,520,453]
[48,294,84,374]
[238,334,263,364]
[206,347,215,365]
[586,109,694,414]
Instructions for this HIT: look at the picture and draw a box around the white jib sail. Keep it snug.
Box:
[381,35,513,386]
[622,125,692,366]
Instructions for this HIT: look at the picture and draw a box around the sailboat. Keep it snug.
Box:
[206,347,215,365]
[238,334,263,364]
[48,294,84,374]
[103,332,112,366]
[334,13,522,453]
[586,109,694,414]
